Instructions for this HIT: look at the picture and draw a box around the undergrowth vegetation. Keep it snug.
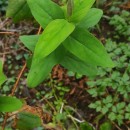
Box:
[109,10,130,41]
[87,40,130,126]
[0,0,130,130]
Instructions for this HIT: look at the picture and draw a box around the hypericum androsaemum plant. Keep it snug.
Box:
[87,39,130,126]
[26,0,114,87]
[6,0,114,88]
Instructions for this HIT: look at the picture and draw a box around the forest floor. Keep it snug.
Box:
[0,0,130,130]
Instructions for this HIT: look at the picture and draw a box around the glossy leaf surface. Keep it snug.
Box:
[33,19,75,59]
[27,53,56,87]
[27,0,64,28]
[27,19,74,87]
[78,8,103,28]
[0,96,23,112]
[27,45,66,87]
[20,35,39,52]
[63,28,114,67]
[69,0,95,23]
[20,33,68,87]
[6,0,32,22]
[61,53,97,77]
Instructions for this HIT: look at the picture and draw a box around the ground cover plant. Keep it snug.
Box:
[109,10,130,41]
[0,0,130,130]
[87,40,130,128]
[19,0,114,88]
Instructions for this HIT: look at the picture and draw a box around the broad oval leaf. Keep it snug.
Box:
[27,53,56,88]
[0,60,7,86]
[20,34,68,87]
[16,112,41,130]
[27,45,67,88]
[6,0,32,22]
[20,35,39,52]
[63,28,114,67]
[0,96,23,112]
[27,0,64,28]
[78,8,103,29]
[69,0,95,23]
[33,19,75,59]
[60,52,97,77]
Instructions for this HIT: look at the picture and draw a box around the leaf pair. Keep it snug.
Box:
[63,28,114,67]
[27,19,74,87]
[20,22,114,87]
[21,33,98,87]
[16,0,115,87]
[6,0,32,22]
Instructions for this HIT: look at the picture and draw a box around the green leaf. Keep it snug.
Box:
[69,0,95,23]
[89,103,97,109]
[6,0,32,22]
[103,96,112,104]
[80,122,94,130]
[117,115,124,125]
[16,112,41,130]
[0,96,23,112]
[116,102,126,110]
[60,52,97,77]
[102,107,109,114]
[100,122,112,130]
[27,19,74,87]
[78,8,103,28]
[27,0,64,28]
[122,73,129,82]
[27,45,66,88]
[27,53,56,88]
[20,35,39,52]
[63,28,114,67]
[108,112,116,121]
[33,19,75,59]
[0,60,7,86]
